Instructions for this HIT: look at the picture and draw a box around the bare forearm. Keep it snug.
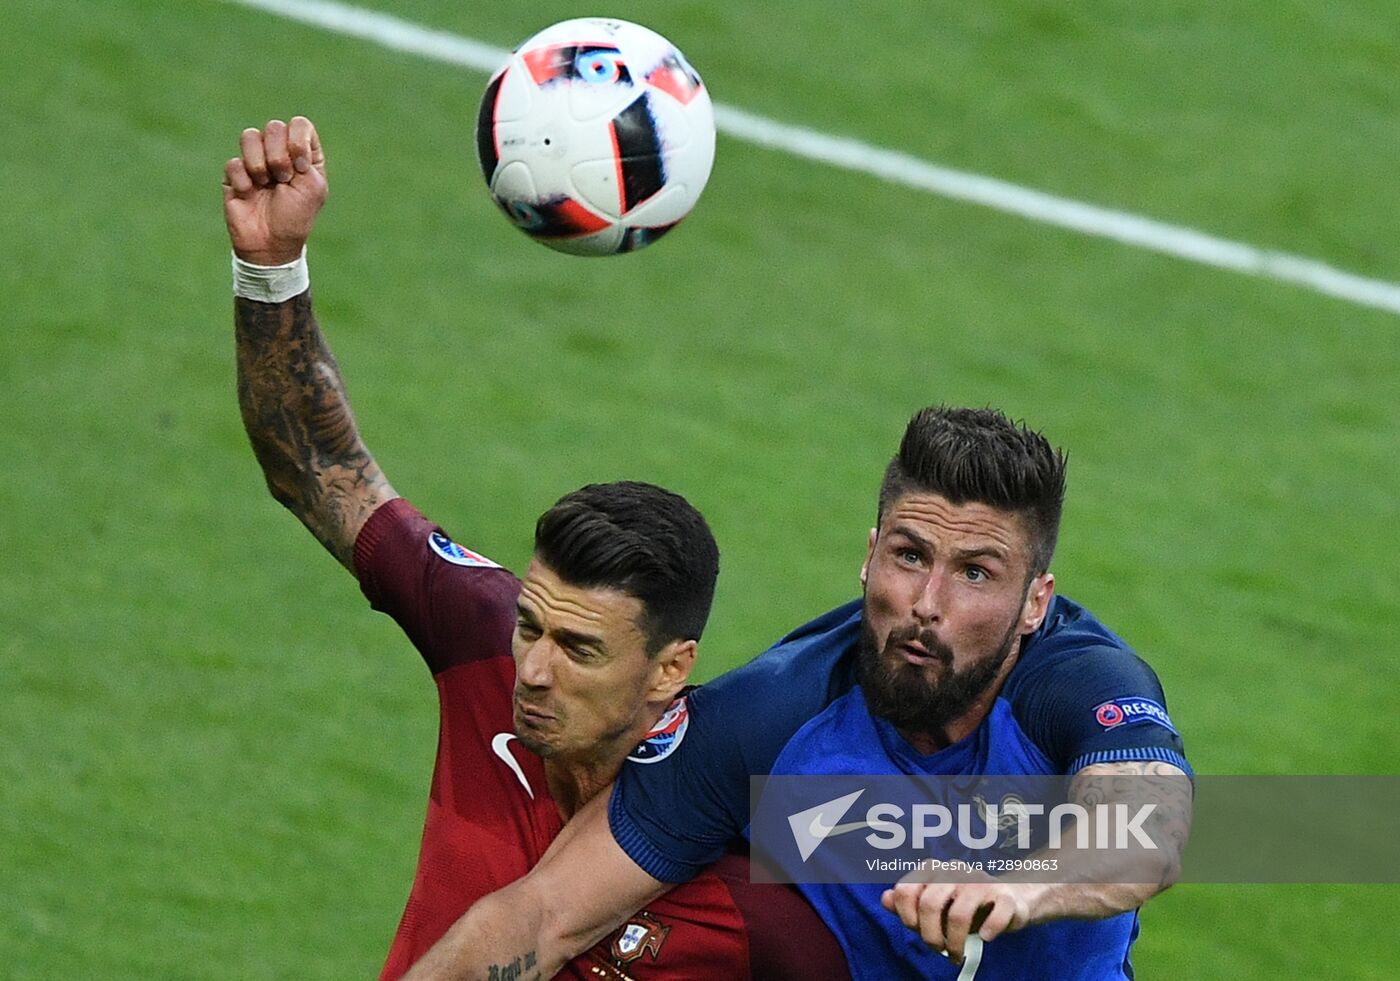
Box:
[234,291,395,567]
[405,792,669,979]
[403,887,547,981]
[1010,879,1159,929]
[1015,761,1192,923]
[885,761,1191,961]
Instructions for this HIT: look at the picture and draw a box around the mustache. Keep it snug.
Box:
[513,688,555,714]
[885,624,953,664]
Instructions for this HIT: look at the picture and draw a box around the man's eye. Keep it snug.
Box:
[965,566,988,583]
[517,620,541,638]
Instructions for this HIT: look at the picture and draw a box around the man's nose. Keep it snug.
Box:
[912,570,946,624]
[516,638,556,688]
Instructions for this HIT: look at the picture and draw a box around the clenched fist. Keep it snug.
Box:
[222,116,328,265]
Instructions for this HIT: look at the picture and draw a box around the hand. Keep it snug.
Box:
[881,872,1037,965]
[223,116,328,265]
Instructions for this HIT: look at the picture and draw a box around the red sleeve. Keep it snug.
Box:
[709,846,851,980]
[352,498,522,675]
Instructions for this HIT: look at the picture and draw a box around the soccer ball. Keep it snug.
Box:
[475,18,716,256]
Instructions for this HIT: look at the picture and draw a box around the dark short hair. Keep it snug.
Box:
[878,406,1067,575]
[534,481,720,654]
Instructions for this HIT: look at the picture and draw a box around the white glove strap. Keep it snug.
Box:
[232,247,309,303]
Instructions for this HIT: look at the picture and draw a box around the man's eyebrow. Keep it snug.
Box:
[889,526,1009,563]
[553,627,607,651]
[952,544,1010,562]
[516,604,606,650]
[889,525,933,551]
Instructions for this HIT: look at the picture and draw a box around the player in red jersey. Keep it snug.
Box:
[223,116,848,980]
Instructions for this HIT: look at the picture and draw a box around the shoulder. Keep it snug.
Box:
[1024,594,1133,658]
[607,602,867,881]
[688,600,863,743]
[1005,595,1153,693]
[1003,594,1190,774]
[355,499,518,595]
[353,498,522,674]
[355,498,510,577]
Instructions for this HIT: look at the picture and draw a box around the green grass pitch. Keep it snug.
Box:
[2,0,1397,976]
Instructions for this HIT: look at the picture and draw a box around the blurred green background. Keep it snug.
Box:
[2,0,1397,975]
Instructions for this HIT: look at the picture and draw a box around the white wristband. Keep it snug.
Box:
[232,247,310,302]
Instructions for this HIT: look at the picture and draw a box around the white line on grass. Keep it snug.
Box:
[223,0,1400,317]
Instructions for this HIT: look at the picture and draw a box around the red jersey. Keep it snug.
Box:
[354,499,848,981]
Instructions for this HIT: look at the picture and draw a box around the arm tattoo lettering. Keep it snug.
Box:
[485,953,541,981]
[235,292,395,569]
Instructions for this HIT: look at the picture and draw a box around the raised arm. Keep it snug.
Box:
[223,117,396,569]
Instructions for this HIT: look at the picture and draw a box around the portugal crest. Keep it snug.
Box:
[607,911,671,966]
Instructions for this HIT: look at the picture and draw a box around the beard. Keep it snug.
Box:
[856,614,1022,742]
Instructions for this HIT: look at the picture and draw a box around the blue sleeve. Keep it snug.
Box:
[609,602,863,883]
[1005,643,1192,777]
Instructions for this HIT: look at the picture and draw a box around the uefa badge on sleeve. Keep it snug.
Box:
[1092,697,1177,734]
[627,697,689,763]
[427,531,501,568]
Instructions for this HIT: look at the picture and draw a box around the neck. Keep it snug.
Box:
[542,704,667,820]
[542,756,623,819]
[897,690,997,755]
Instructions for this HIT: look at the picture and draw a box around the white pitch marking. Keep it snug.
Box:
[226,0,508,71]
[222,0,1400,317]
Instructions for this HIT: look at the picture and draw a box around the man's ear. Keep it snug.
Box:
[860,527,877,588]
[1021,572,1056,634]
[649,639,697,702]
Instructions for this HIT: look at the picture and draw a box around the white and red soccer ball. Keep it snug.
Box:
[476,19,716,256]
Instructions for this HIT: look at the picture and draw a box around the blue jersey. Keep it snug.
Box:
[609,596,1189,979]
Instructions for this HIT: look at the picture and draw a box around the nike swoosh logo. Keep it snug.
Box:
[809,813,872,838]
[491,733,534,799]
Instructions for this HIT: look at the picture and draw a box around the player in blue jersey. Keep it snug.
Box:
[407,407,1193,980]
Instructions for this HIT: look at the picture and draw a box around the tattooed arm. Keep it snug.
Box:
[1016,760,1193,916]
[234,293,395,568]
[224,117,396,569]
[884,760,1193,964]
